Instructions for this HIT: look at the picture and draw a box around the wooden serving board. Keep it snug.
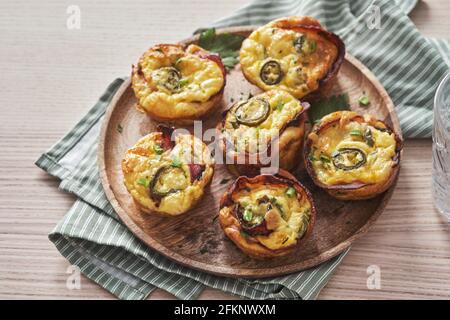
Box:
[98,27,402,278]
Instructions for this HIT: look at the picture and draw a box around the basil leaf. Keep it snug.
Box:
[308,94,350,124]
[198,28,245,71]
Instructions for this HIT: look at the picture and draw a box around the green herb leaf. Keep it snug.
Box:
[309,153,318,161]
[117,124,123,133]
[178,79,189,87]
[153,144,164,155]
[137,178,150,188]
[198,28,245,71]
[171,156,182,168]
[275,100,284,111]
[350,129,363,137]
[221,55,239,69]
[358,95,370,106]
[308,94,350,124]
[320,154,331,163]
[285,187,297,198]
[243,208,253,222]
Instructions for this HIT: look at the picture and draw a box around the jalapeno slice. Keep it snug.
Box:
[234,98,270,127]
[260,60,283,85]
[332,148,367,171]
[155,67,182,92]
[150,165,188,199]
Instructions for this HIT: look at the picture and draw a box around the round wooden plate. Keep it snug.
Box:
[98,27,402,278]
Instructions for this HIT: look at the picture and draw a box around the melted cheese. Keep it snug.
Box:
[122,133,214,215]
[310,120,397,186]
[132,44,224,119]
[240,19,338,98]
[232,185,311,250]
[223,90,303,153]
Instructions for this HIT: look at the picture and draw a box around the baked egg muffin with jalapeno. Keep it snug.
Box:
[219,171,316,258]
[304,111,403,200]
[131,44,226,124]
[217,90,309,177]
[122,125,214,216]
[239,16,345,99]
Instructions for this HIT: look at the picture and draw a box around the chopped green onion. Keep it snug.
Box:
[275,100,284,111]
[243,208,253,222]
[358,95,370,106]
[309,153,318,161]
[350,129,363,137]
[178,79,189,87]
[137,178,150,188]
[320,154,331,163]
[153,144,164,155]
[171,156,182,168]
[285,187,297,198]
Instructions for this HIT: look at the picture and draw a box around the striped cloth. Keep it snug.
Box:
[36,0,450,300]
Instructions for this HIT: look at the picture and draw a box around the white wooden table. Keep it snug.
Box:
[0,0,450,299]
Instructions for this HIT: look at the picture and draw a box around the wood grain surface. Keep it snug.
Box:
[0,0,449,299]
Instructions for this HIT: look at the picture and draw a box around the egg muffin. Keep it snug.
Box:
[219,171,316,258]
[122,125,214,216]
[217,90,309,176]
[239,16,345,99]
[304,111,402,200]
[131,44,226,124]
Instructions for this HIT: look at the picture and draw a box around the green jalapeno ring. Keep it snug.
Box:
[260,60,284,85]
[149,165,187,199]
[332,148,367,171]
[156,67,182,93]
[234,98,270,127]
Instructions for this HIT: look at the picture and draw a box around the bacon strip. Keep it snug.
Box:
[156,124,175,151]
[188,164,205,183]
[192,50,226,77]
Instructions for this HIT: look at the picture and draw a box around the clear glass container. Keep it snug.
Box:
[432,72,450,221]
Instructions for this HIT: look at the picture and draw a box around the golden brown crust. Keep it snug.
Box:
[216,92,310,177]
[131,44,226,125]
[219,171,316,258]
[303,111,403,200]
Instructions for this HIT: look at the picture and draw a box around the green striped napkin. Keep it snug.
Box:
[36,0,450,300]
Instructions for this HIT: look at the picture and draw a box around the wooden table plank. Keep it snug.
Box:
[0,0,449,300]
